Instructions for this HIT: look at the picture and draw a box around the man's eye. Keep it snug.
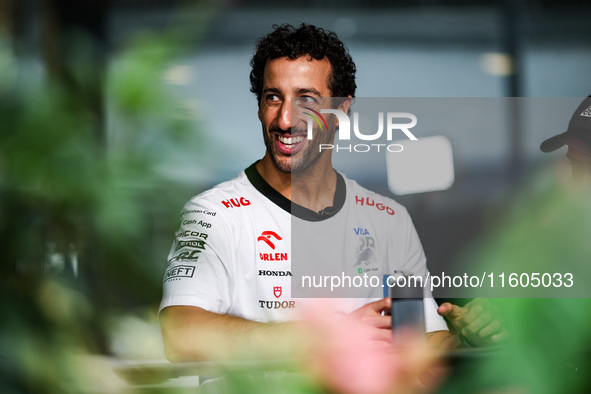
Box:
[296,96,318,105]
[266,94,280,102]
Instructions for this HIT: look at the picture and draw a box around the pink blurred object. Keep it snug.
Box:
[299,299,439,394]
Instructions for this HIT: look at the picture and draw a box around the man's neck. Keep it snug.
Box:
[256,156,337,213]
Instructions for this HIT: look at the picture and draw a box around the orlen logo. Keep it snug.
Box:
[355,196,395,216]
[257,231,282,249]
[258,231,288,261]
[305,108,417,153]
[221,197,251,208]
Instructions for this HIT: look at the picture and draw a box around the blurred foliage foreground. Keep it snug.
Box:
[0,33,203,393]
[441,171,591,394]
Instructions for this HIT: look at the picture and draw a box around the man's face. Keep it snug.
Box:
[257,56,338,174]
[567,146,591,185]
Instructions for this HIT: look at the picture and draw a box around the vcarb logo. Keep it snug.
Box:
[257,231,282,249]
[221,197,251,208]
[353,229,378,273]
[305,108,418,152]
[164,265,195,282]
[355,196,395,216]
[354,236,377,269]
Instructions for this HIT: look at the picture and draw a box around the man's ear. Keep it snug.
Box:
[338,96,353,122]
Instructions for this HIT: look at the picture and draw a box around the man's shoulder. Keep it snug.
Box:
[340,173,409,217]
[184,170,253,209]
[176,170,255,233]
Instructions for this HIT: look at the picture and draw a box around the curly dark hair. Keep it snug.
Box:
[250,23,357,105]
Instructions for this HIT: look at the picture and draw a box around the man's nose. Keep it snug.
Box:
[277,99,292,131]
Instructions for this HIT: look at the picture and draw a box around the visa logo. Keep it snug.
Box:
[353,228,370,235]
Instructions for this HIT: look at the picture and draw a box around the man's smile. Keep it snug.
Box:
[274,132,307,155]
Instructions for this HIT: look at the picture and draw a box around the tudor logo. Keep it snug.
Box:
[273,286,282,298]
[259,300,296,309]
[257,231,282,250]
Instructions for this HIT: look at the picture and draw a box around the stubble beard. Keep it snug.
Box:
[262,126,334,175]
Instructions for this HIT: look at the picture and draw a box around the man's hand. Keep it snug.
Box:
[303,298,443,394]
[437,298,508,347]
[345,297,393,345]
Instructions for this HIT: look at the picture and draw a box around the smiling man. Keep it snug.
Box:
[159,24,455,362]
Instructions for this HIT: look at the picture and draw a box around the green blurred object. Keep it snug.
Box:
[0,27,204,392]
[441,171,591,393]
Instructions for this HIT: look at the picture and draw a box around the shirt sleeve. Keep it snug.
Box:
[159,199,234,314]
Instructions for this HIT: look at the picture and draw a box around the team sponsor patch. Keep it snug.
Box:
[169,250,201,263]
[260,252,288,261]
[257,231,282,249]
[181,209,216,217]
[273,286,282,298]
[175,240,206,252]
[581,105,591,117]
[354,196,395,215]
[164,265,195,282]
[180,219,212,229]
[221,197,251,208]
[353,235,378,272]
[353,227,370,235]
[176,230,209,239]
[258,270,292,276]
[258,300,296,309]
[257,230,289,262]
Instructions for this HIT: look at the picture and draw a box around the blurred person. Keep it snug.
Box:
[437,298,508,348]
[428,107,591,350]
[158,24,498,365]
[541,95,591,184]
[443,95,591,393]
